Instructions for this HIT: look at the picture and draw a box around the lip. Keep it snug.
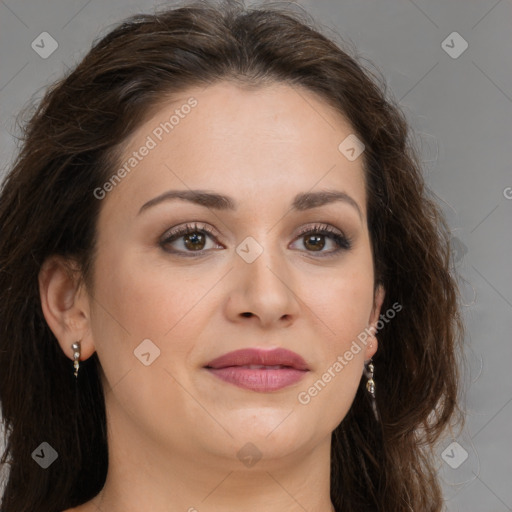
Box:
[204,348,309,392]
[205,348,309,370]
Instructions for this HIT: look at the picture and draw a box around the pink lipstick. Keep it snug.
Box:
[204,347,309,392]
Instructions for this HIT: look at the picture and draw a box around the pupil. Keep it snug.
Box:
[305,234,324,251]
[184,232,205,250]
[181,232,326,252]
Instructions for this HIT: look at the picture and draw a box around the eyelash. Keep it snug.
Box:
[160,222,352,258]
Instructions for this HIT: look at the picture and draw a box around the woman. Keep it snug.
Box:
[0,1,464,511]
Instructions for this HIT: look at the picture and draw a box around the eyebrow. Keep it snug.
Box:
[138,189,363,219]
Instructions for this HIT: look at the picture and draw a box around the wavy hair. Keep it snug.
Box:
[0,1,464,511]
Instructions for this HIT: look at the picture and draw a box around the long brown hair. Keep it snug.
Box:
[0,1,464,510]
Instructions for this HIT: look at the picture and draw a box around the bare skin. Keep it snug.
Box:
[40,81,384,512]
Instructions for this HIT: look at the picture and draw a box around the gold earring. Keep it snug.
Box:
[72,341,81,378]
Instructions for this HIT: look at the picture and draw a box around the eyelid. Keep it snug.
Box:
[159,221,352,256]
[291,223,352,255]
[294,222,345,238]
[161,221,346,240]
[160,221,221,242]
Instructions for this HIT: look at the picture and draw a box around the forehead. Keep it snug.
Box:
[99,81,367,219]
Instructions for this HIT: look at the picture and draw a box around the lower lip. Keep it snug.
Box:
[205,366,308,392]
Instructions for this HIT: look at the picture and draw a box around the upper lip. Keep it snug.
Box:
[205,348,309,371]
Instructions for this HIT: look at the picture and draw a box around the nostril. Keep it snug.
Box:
[241,312,253,318]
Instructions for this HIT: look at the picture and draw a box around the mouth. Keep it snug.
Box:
[204,348,310,392]
[224,364,292,369]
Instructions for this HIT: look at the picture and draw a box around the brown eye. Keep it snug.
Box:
[303,233,326,251]
[160,222,351,258]
[291,224,352,257]
[182,231,206,251]
[160,222,222,256]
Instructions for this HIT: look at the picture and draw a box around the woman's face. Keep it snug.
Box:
[85,81,384,468]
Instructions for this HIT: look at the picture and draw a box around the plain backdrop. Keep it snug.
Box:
[1,1,511,510]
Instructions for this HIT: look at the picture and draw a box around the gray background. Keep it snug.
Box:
[1,0,511,510]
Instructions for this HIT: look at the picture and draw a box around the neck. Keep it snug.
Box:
[89,414,335,512]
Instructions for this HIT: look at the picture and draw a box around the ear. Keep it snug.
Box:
[38,255,95,362]
[364,284,385,360]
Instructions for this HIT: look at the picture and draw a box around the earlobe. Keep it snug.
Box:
[38,255,94,361]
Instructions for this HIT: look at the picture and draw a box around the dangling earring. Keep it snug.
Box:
[365,360,375,398]
[364,358,379,420]
[72,341,81,378]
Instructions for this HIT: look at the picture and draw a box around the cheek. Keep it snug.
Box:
[294,277,373,431]
[87,244,181,393]
[88,243,226,390]
[88,248,204,432]
[293,258,374,420]
[91,244,210,339]
[305,263,375,348]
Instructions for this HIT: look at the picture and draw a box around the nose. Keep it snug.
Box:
[224,238,301,329]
